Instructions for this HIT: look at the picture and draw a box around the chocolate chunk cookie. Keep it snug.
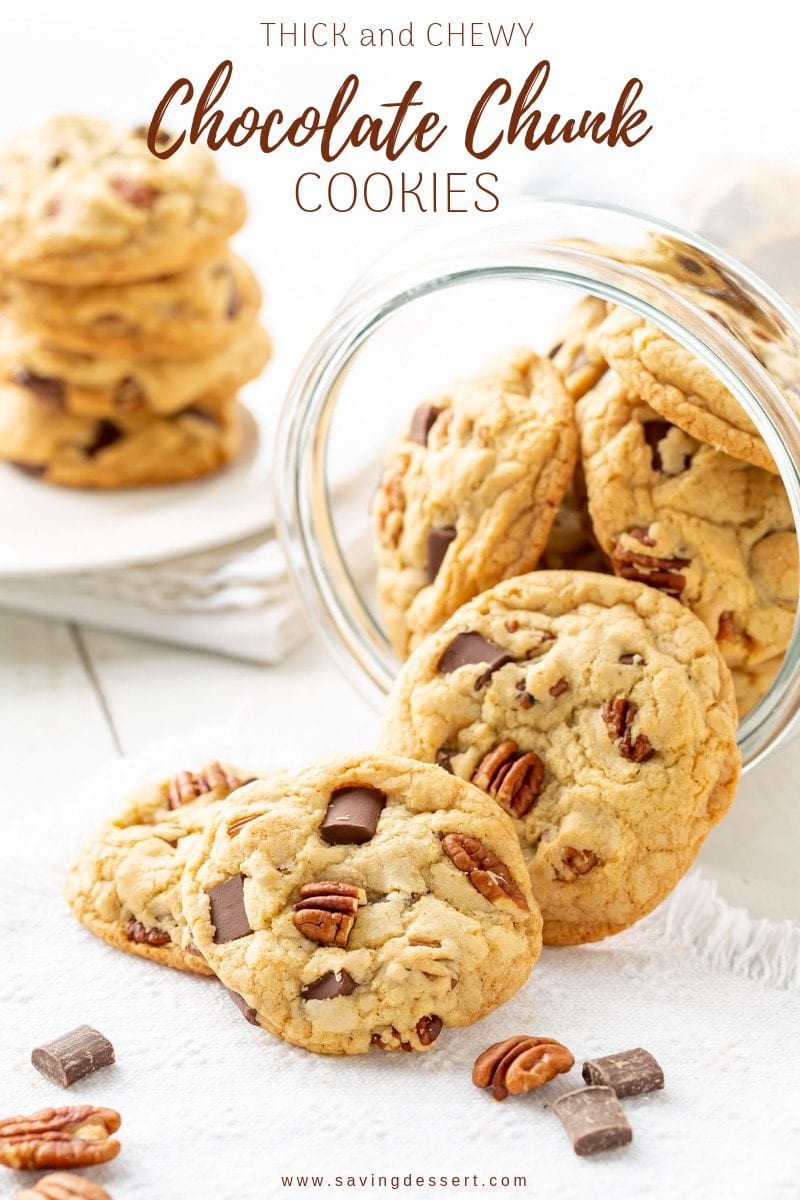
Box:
[372,348,577,658]
[596,304,777,473]
[0,252,262,360]
[381,571,741,946]
[181,754,542,1055]
[65,762,256,973]
[0,316,271,418]
[0,116,246,283]
[578,371,797,682]
[0,382,242,488]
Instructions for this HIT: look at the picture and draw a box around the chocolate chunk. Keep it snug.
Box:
[642,421,674,473]
[549,677,569,697]
[207,874,252,943]
[553,1086,633,1156]
[435,746,456,774]
[125,919,170,946]
[301,969,357,1001]
[582,1047,664,1097]
[12,369,66,409]
[408,403,441,445]
[85,420,122,458]
[426,526,457,582]
[109,174,158,209]
[321,786,386,845]
[225,986,259,1025]
[416,1015,443,1045]
[547,341,564,359]
[31,1025,115,1088]
[437,632,512,687]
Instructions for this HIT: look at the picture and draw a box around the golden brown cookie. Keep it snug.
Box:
[181,754,542,1055]
[0,252,262,360]
[0,382,242,488]
[0,316,271,418]
[0,116,246,283]
[381,571,741,946]
[372,348,577,658]
[578,371,797,677]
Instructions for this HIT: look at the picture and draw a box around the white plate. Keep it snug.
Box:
[0,389,274,577]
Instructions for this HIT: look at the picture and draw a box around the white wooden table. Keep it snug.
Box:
[3,607,799,928]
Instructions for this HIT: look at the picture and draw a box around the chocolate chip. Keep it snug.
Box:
[321,787,386,844]
[549,677,569,697]
[553,1086,633,1156]
[582,1047,664,1098]
[12,369,66,409]
[301,969,357,1001]
[31,1025,115,1088]
[207,874,252,943]
[416,1015,443,1045]
[408,403,441,445]
[435,747,456,773]
[85,420,122,458]
[225,986,259,1025]
[426,526,457,582]
[437,632,512,687]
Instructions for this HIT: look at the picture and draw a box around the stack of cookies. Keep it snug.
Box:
[0,116,271,487]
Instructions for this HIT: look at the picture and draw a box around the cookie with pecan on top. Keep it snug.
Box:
[381,570,740,946]
[180,754,541,1054]
[65,762,258,974]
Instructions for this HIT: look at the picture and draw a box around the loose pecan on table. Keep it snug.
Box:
[441,833,529,912]
[293,881,366,948]
[166,761,245,809]
[473,1036,575,1100]
[601,698,654,763]
[472,741,544,818]
[611,540,689,596]
[0,1106,121,1170]
[124,919,170,947]
[14,1172,113,1199]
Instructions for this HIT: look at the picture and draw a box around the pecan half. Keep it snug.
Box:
[166,761,245,809]
[124,919,170,947]
[473,1036,574,1100]
[293,881,366,948]
[611,542,689,596]
[14,1173,113,1199]
[472,742,544,818]
[601,698,654,762]
[0,1106,121,1170]
[555,847,599,882]
[441,833,529,912]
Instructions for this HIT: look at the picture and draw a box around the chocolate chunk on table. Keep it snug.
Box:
[553,1086,632,1156]
[31,1025,115,1088]
[582,1046,664,1097]
[208,874,253,943]
[321,787,386,844]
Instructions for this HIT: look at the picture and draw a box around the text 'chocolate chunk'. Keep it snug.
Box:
[553,1086,632,1156]
[301,969,357,1001]
[582,1047,664,1097]
[321,787,386,844]
[31,1025,115,1089]
[437,632,512,685]
[208,874,252,943]
[408,403,441,445]
[426,526,457,583]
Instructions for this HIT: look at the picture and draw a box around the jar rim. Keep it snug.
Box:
[274,197,800,771]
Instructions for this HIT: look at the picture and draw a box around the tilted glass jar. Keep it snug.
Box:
[274,199,800,771]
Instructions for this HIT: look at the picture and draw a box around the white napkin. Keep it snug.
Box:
[1,715,798,1200]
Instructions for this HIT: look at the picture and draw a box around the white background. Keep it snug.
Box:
[1,3,800,1198]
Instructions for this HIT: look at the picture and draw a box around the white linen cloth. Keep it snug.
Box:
[1,716,798,1200]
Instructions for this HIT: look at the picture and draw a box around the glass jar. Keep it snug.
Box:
[274,198,800,771]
